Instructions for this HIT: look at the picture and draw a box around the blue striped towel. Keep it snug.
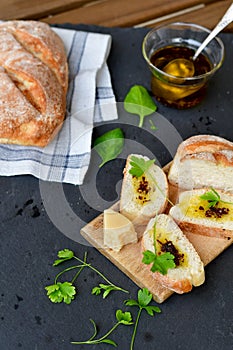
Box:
[0,27,118,185]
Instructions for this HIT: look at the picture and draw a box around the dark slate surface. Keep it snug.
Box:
[0,24,233,350]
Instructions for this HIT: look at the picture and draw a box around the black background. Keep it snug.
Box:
[0,24,233,350]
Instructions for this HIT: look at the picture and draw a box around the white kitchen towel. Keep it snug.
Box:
[0,27,118,185]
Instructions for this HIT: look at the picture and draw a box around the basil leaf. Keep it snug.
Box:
[124,85,157,127]
[94,128,124,167]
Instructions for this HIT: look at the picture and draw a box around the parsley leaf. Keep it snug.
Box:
[142,220,176,275]
[129,156,155,177]
[45,282,76,304]
[137,287,152,306]
[94,128,124,168]
[141,250,155,264]
[200,187,233,208]
[53,248,74,266]
[200,188,220,208]
[116,309,133,325]
[125,288,161,350]
[92,284,121,299]
[124,85,157,128]
[143,250,176,275]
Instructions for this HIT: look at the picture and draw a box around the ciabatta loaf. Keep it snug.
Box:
[169,189,233,239]
[120,154,168,226]
[0,20,68,147]
[141,214,205,294]
[168,135,233,192]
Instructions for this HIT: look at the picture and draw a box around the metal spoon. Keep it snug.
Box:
[193,2,233,60]
[163,3,233,78]
[163,58,195,78]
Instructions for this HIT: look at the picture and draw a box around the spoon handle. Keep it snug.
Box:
[193,3,233,60]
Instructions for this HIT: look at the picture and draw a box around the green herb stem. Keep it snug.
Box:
[148,172,174,207]
[220,199,233,206]
[153,219,157,254]
[149,119,158,130]
[71,252,88,284]
[138,114,144,128]
[130,307,142,350]
[54,265,86,284]
[71,319,124,346]
[73,256,128,294]
[125,288,161,350]
[93,321,121,343]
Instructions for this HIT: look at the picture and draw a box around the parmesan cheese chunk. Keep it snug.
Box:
[103,209,137,252]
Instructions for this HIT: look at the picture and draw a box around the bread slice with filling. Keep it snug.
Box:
[120,154,168,227]
[141,214,205,294]
[169,188,233,239]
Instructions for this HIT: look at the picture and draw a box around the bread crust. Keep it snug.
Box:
[147,269,193,293]
[177,221,233,240]
[175,134,233,157]
[181,150,233,167]
[168,135,233,191]
[0,21,68,147]
[0,20,68,92]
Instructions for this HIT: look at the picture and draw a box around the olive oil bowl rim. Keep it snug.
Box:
[142,21,225,82]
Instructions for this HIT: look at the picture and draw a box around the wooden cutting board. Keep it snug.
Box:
[80,165,233,303]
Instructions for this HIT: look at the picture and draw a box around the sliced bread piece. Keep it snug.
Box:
[169,188,233,239]
[103,209,137,252]
[141,214,205,294]
[120,154,168,227]
[168,134,233,192]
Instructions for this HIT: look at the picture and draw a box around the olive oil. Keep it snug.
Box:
[150,45,212,109]
[180,195,233,222]
[132,174,153,206]
[149,227,188,268]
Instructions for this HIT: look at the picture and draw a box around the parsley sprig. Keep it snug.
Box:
[142,221,176,275]
[200,188,233,208]
[125,288,161,350]
[45,249,128,304]
[71,309,133,347]
[71,288,161,349]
